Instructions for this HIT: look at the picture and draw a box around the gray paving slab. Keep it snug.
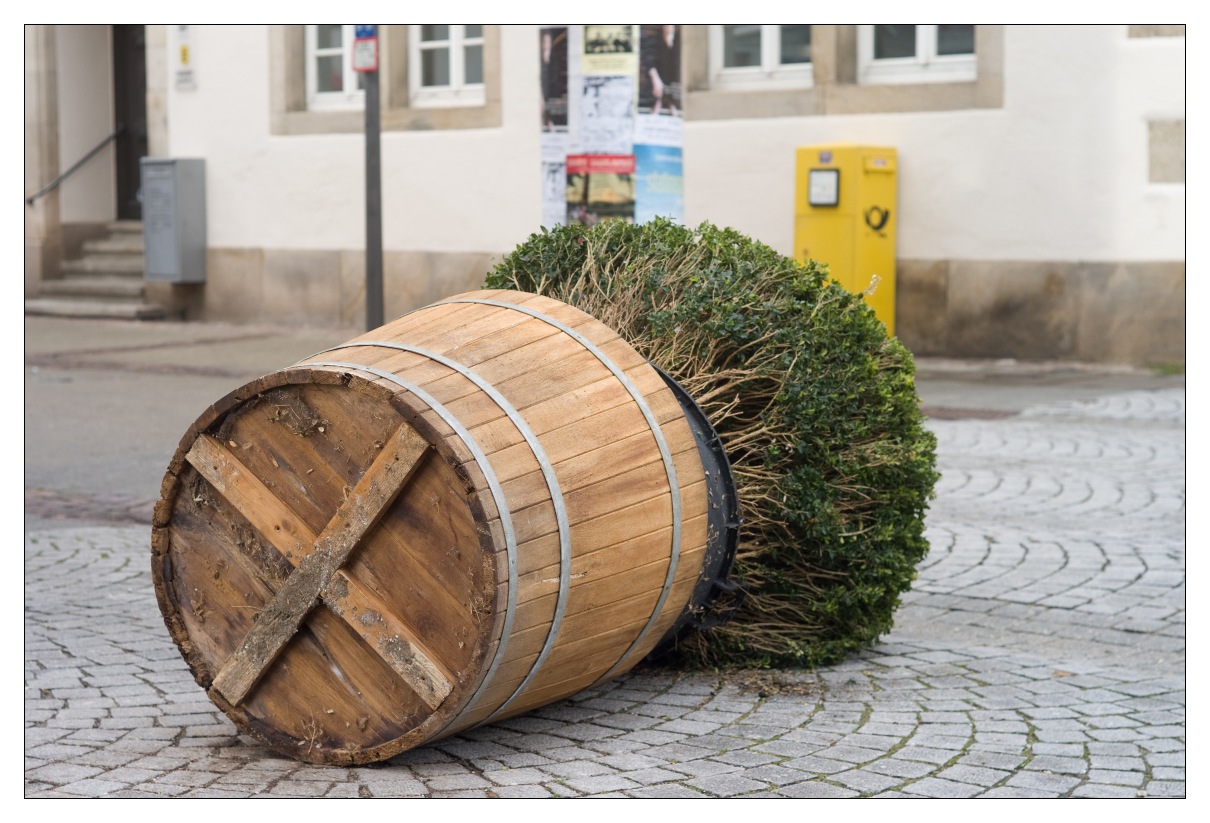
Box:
[24,318,1185,798]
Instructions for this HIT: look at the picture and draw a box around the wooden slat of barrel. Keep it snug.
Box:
[322,296,706,728]
[153,289,712,764]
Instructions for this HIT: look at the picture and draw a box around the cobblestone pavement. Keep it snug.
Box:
[25,387,1185,799]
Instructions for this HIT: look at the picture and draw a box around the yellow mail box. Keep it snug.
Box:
[794,144,898,335]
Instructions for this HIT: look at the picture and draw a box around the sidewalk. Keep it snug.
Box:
[24,316,1185,798]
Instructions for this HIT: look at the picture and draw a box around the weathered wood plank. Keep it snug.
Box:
[324,572,454,709]
[206,421,435,706]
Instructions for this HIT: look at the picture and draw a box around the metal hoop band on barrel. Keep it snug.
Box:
[311,341,571,721]
[437,297,683,682]
[305,360,519,731]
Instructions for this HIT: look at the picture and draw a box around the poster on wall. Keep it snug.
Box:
[634,145,683,224]
[542,162,567,228]
[578,76,635,155]
[541,25,681,228]
[638,26,680,116]
[566,154,636,226]
[582,25,637,75]
[540,27,569,132]
[540,27,571,228]
[635,25,682,147]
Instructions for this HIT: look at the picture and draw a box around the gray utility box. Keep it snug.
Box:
[141,158,206,283]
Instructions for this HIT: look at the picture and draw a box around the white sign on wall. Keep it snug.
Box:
[175,25,196,90]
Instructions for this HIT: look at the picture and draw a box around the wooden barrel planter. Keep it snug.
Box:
[152,289,740,765]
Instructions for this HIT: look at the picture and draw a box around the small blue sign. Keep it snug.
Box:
[354,25,377,39]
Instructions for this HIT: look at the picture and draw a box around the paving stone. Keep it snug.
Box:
[598,752,666,771]
[1070,783,1141,798]
[565,774,642,794]
[780,755,853,775]
[267,780,331,797]
[1149,766,1185,781]
[358,776,427,796]
[865,758,936,779]
[24,763,102,784]
[1145,751,1185,767]
[627,784,708,798]
[938,764,1010,786]
[583,737,649,756]
[539,759,617,778]
[492,785,555,798]
[957,750,1027,771]
[493,751,556,768]
[56,778,128,796]
[1005,771,1082,793]
[665,758,741,778]
[619,767,686,786]
[483,767,547,786]
[897,745,960,766]
[901,777,983,798]
[425,773,492,791]
[655,719,724,736]
[980,785,1061,798]
[687,773,768,797]
[151,770,224,788]
[1143,781,1186,797]
[829,768,902,793]
[777,781,860,798]
[1026,755,1089,775]
[712,750,781,767]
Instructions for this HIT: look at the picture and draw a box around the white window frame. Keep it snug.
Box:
[305,25,365,109]
[709,25,813,90]
[409,25,485,108]
[857,25,976,85]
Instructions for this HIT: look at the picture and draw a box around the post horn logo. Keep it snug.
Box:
[864,206,890,237]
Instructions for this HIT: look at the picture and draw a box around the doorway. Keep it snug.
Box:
[112,25,148,221]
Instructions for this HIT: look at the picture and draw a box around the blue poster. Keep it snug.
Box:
[634,144,683,224]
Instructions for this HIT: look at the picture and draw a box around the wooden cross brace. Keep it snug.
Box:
[184,420,454,710]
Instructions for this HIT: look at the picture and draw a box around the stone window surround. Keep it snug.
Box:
[684,24,1004,120]
[269,25,502,135]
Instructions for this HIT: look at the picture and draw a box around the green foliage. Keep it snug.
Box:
[485,219,939,668]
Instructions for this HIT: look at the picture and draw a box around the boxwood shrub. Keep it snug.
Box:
[484,219,938,669]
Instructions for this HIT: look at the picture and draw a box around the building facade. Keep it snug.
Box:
[25,24,1185,365]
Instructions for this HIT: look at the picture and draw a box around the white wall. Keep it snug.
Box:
[165,25,543,254]
[685,25,1184,263]
[163,25,1183,264]
[56,25,115,223]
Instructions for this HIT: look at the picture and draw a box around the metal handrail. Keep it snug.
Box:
[25,124,124,207]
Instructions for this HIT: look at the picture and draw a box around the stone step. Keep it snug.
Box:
[41,276,147,300]
[62,254,145,276]
[24,297,168,321]
[82,235,144,255]
[107,220,144,235]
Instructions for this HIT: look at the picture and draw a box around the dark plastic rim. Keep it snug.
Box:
[648,364,744,658]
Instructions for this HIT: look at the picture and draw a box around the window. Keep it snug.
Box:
[857,25,976,85]
[709,25,812,88]
[305,25,366,109]
[410,25,485,107]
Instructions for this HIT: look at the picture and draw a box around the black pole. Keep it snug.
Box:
[364,56,383,331]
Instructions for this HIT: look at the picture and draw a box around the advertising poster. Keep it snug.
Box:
[539,27,570,227]
[634,144,684,224]
[582,25,637,75]
[540,27,569,131]
[635,25,682,147]
[542,162,567,228]
[638,26,680,116]
[566,154,636,226]
[578,75,635,155]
